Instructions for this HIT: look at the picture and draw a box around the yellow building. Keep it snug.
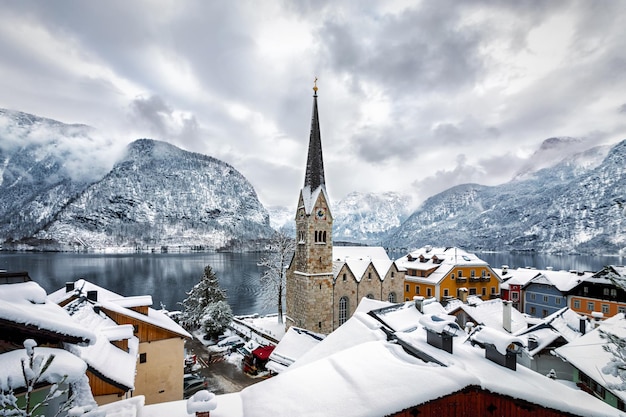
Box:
[396,246,501,302]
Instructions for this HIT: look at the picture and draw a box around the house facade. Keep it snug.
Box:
[568,266,626,319]
[396,246,501,302]
[523,270,593,319]
[496,267,541,312]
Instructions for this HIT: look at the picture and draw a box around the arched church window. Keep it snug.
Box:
[314,231,318,242]
[388,292,396,303]
[339,296,349,325]
[366,294,374,299]
[322,231,327,243]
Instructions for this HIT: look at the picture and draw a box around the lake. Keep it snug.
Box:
[0,252,270,316]
[0,251,623,316]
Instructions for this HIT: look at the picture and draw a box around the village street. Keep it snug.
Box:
[185,335,261,395]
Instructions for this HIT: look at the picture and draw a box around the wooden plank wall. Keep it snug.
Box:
[389,387,582,417]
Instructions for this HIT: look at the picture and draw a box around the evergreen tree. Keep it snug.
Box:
[181,265,232,331]
[258,230,295,324]
[202,300,234,338]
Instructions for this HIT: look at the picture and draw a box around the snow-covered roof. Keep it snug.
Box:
[231,299,622,416]
[0,346,87,391]
[332,246,394,282]
[267,327,324,373]
[587,265,626,285]
[50,279,191,339]
[494,267,541,289]
[300,185,331,217]
[0,281,95,344]
[396,246,497,285]
[524,269,593,292]
[517,307,588,342]
[63,298,138,390]
[469,326,524,355]
[554,313,626,403]
[447,298,528,334]
[94,395,144,417]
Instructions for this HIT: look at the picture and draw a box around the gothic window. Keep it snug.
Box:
[323,231,327,242]
[388,292,396,303]
[339,296,349,325]
[314,231,319,242]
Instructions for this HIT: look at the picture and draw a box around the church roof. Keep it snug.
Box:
[332,246,394,282]
[303,89,325,193]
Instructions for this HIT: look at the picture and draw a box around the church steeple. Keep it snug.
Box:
[304,78,325,192]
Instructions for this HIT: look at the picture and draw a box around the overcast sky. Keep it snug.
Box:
[1,1,625,210]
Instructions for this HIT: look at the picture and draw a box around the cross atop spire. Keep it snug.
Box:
[304,79,325,191]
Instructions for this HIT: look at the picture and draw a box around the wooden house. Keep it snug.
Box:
[568,265,626,319]
[50,279,191,405]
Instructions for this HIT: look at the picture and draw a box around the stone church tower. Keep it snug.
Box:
[285,82,334,334]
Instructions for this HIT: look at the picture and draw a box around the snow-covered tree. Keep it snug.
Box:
[202,300,234,338]
[0,340,99,417]
[181,265,232,332]
[601,329,626,391]
[258,230,295,324]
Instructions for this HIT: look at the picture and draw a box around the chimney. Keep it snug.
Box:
[186,391,217,417]
[65,282,75,293]
[414,296,425,313]
[459,288,468,303]
[527,334,538,351]
[419,314,460,354]
[87,290,98,302]
[503,300,512,333]
[579,315,587,335]
[469,326,524,371]
[501,265,508,275]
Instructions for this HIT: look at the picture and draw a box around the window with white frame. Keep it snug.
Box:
[339,297,349,325]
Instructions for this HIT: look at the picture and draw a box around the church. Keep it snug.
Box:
[285,82,405,334]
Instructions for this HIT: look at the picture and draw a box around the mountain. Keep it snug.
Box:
[269,191,412,245]
[0,109,96,242]
[385,139,625,255]
[332,191,412,244]
[0,109,272,251]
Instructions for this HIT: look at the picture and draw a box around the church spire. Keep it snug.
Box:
[304,78,325,191]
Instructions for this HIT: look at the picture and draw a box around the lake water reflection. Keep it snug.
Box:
[0,252,270,316]
[0,251,623,316]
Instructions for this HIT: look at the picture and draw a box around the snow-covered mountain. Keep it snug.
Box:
[0,109,272,251]
[332,191,412,244]
[385,139,625,255]
[269,191,412,245]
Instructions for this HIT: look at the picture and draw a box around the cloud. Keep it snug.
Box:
[1,0,625,209]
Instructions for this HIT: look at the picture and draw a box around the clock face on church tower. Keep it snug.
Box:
[316,207,326,220]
